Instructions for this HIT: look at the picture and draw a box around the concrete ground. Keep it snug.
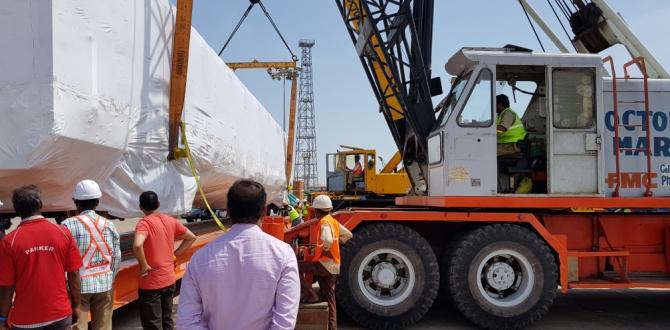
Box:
[113,288,670,329]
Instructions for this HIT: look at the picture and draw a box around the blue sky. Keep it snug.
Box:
[179,0,670,185]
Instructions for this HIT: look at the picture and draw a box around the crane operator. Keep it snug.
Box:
[496,94,526,156]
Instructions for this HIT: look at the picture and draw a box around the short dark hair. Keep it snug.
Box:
[74,199,99,211]
[354,155,360,160]
[497,94,510,108]
[139,191,159,211]
[227,180,266,224]
[12,185,43,218]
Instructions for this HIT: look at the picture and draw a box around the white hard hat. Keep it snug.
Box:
[73,179,102,200]
[312,195,333,211]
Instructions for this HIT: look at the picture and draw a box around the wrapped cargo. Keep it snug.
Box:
[0,0,286,217]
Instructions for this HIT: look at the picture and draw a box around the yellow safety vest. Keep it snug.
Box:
[288,206,301,222]
[497,108,526,144]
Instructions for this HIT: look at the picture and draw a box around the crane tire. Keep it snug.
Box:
[447,224,557,330]
[337,223,439,329]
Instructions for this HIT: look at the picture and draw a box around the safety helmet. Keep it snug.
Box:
[73,179,102,200]
[312,195,333,211]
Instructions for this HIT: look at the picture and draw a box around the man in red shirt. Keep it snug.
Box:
[133,191,196,330]
[0,185,83,330]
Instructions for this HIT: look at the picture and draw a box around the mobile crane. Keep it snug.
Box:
[285,1,670,329]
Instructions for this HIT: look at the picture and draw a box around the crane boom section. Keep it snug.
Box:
[336,0,438,194]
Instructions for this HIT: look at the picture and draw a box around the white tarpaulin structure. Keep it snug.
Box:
[0,0,286,217]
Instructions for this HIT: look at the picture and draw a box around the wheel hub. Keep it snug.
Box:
[485,261,515,291]
[476,249,536,308]
[372,262,398,288]
[357,248,417,307]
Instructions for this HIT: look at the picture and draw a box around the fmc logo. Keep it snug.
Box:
[605,172,658,189]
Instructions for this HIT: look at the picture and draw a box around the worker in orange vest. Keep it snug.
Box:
[301,195,352,330]
[352,155,363,177]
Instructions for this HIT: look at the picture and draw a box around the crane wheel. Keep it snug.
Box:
[337,223,439,330]
[446,224,557,329]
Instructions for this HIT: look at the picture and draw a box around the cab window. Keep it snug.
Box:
[552,68,595,129]
[457,69,493,127]
[438,73,470,126]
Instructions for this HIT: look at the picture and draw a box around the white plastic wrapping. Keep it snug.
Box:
[0,0,285,217]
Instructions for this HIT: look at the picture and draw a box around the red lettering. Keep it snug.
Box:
[620,173,642,188]
[605,172,657,189]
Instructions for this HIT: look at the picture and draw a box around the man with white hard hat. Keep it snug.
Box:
[61,180,121,330]
[301,195,352,330]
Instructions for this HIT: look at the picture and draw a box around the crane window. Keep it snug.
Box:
[428,133,442,165]
[552,69,595,129]
[438,73,470,126]
[457,69,493,127]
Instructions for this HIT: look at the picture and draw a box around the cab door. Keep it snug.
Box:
[547,67,602,194]
[431,66,497,196]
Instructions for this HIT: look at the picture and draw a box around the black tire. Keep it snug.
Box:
[185,217,195,223]
[439,230,465,305]
[337,223,439,329]
[447,224,557,330]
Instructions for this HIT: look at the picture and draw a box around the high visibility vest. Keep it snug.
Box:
[313,215,341,274]
[353,162,363,176]
[288,206,301,222]
[497,108,526,144]
[76,214,113,278]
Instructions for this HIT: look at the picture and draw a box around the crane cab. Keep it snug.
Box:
[429,47,605,196]
[325,147,410,198]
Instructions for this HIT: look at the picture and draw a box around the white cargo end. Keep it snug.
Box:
[0,0,285,217]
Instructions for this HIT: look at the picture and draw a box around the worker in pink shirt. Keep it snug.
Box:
[177,180,300,329]
[133,191,196,330]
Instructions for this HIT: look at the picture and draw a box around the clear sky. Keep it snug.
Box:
[177,0,670,185]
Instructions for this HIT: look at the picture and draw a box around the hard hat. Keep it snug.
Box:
[73,179,102,200]
[312,195,333,211]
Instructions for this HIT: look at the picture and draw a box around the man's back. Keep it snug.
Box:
[135,212,187,290]
[62,211,121,294]
[0,218,82,325]
[177,224,300,330]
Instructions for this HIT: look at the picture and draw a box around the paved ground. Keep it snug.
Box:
[113,288,670,329]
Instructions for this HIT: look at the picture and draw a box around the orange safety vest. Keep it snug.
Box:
[76,214,113,278]
[353,162,363,177]
[313,215,341,273]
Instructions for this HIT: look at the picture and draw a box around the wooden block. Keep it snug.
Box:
[296,302,329,330]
